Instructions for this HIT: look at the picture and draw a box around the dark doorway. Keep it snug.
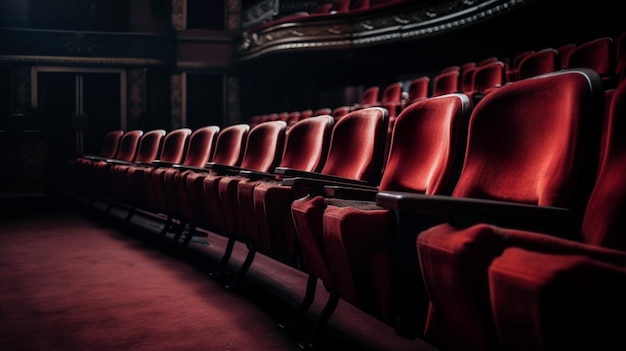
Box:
[186,73,224,129]
[35,69,123,181]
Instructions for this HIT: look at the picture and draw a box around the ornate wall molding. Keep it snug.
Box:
[227,0,243,32]
[128,68,147,124]
[170,73,184,129]
[234,0,532,61]
[171,0,186,30]
[0,28,176,66]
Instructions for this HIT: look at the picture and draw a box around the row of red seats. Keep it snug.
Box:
[250,30,625,136]
[69,68,625,350]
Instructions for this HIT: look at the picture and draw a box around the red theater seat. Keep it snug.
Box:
[290,95,470,345]
[377,68,605,350]
[418,77,626,351]
[172,124,249,243]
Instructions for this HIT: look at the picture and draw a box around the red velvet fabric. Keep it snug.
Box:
[72,130,123,193]
[158,126,220,215]
[568,37,616,87]
[236,116,334,258]
[176,124,248,225]
[207,121,286,235]
[517,48,559,80]
[139,128,191,211]
[86,130,142,199]
[451,70,599,207]
[109,129,165,204]
[432,69,460,97]
[416,70,616,351]
[406,76,430,106]
[292,94,470,332]
[507,50,534,81]
[490,248,626,351]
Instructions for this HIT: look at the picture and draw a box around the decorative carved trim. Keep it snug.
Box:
[227,76,240,126]
[171,73,184,129]
[235,0,531,61]
[14,66,31,115]
[128,69,147,124]
[0,55,168,66]
[0,28,176,66]
[227,0,243,32]
[172,0,186,30]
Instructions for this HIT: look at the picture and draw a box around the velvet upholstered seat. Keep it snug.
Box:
[415,76,626,351]
[146,125,220,235]
[371,68,605,350]
[177,121,286,268]
[290,93,471,344]
[223,115,335,288]
[170,124,249,243]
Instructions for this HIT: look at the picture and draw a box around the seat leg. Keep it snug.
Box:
[279,274,318,331]
[210,236,235,278]
[124,207,135,221]
[181,224,198,248]
[225,245,256,289]
[158,215,173,241]
[300,292,339,350]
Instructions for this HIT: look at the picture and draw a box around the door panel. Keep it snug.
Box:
[82,73,121,155]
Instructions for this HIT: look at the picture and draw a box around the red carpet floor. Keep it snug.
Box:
[0,195,439,350]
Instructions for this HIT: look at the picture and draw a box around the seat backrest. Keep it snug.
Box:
[114,130,143,162]
[210,124,250,166]
[277,112,290,122]
[440,65,461,73]
[299,109,313,119]
[406,76,430,105]
[452,69,604,221]
[313,107,332,116]
[249,115,262,128]
[277,115,335,173]
[507,50,535,81]
[181,125,220,167]
[331,106,351,120]
[478,56,498,66]
[239,120,287,172]
[157,128,192,164]
[580,78,626,250]
[471,61,505,95]
[517,48,559,80]
[97,130,124,159]
[361,86,380,107]
[381,82,403,104]
[380,93,471,195]
[319,107,388,184]
[568,37,616,86]
[557,43,576,69]
[133,129,166,163]
[286,111,301,126]
[432,69,460,97]
[459,62,477,93]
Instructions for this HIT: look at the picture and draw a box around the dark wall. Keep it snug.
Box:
[28,0,129,31]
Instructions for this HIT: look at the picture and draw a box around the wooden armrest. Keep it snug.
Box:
[82,155,108,161]
[171,164,211,173]
[104,159,133,166]
[376,191,575,236]
[275,167,369,186]
[238,169,277,180]
[322,184,379,201]
[151,160,174,167]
